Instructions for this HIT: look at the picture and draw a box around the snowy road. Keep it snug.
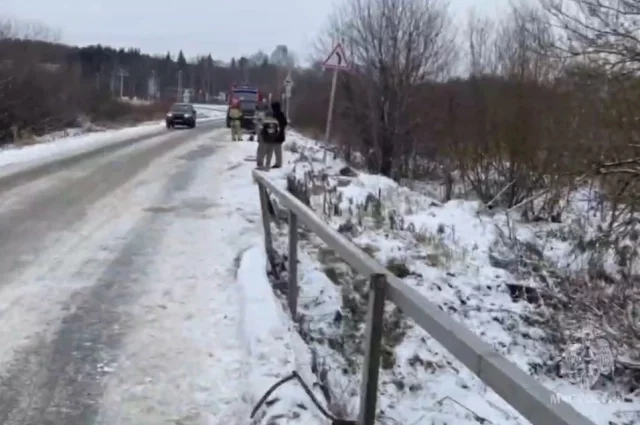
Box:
[0,125,263,425]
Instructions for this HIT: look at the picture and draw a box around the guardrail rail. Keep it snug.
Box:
[252,169,597,425]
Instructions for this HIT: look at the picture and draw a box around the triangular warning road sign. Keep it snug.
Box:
[323,43,349,70]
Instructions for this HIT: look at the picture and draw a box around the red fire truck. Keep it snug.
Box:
[226,84,263,129]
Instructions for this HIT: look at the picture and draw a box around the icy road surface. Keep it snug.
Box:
[0,126,263,425]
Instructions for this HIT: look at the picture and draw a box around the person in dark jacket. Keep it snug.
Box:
[256,115,279,169]
[267,101,287,168]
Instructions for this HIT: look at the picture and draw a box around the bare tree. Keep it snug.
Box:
[329,0,456,177]
[541,0,640,236]
[466,10,498,77]
[0,17,60,42]
[499,4,560,81]
[541,0,640,72]
[446,4,584,214]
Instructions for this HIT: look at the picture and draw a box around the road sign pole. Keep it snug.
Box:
[323,67,338,163]
[321,42,348,163]
[284,85,292,121]
[286,95,290,121]
[284,72,293,122]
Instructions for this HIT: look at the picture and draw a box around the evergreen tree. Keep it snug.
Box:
[177,50,187,70]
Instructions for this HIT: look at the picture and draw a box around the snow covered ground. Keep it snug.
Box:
[243,133,640,425]
[1,120,637,424]
[192,103,227,114]
[93,133,258,424]
[0,126,327,424]
[0,104,226,170]
[93,132,327,425]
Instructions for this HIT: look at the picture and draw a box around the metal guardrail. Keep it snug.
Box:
[252,169,597,425]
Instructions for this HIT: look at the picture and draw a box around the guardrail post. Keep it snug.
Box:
[357,273,387,425]
[288,210,299,319]
[259,183,274,260]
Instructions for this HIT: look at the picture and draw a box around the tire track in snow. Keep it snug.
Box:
[0,123,220,282]
[95,141,260,425]
[0,144,217,425]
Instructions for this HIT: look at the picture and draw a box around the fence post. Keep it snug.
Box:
[357,273,387,425]
[259,183,274,260]
[288,210,299,319]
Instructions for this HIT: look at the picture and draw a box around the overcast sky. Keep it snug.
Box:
[0,0,513,62]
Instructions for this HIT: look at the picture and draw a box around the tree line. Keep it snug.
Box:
[71,43,296,101]
[0,18,296,144]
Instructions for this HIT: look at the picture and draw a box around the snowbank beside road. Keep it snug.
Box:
[0,104,225,170]
[237,246,327,425]
[193,104,227,119]
[0,122,166,169]
[194,134,327,425]
[192,103,227,113]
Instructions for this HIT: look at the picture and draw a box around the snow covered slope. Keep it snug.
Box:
[248,133,640,425]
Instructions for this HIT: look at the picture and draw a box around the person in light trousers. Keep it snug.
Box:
[228,98,243,141]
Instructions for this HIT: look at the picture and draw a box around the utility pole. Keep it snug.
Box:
[118,68,128,98]
[148,70,156,101]
[177,69,183,101]
[189,67,195,100]
[284,71,293,121]
[119,70,124,98]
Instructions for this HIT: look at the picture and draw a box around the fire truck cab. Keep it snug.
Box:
[226,85,262,132]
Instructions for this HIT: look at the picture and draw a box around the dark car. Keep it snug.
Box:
[166,103,197,129]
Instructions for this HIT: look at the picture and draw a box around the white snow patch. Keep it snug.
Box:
[252,131,640,425]
[237,246,327,425]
